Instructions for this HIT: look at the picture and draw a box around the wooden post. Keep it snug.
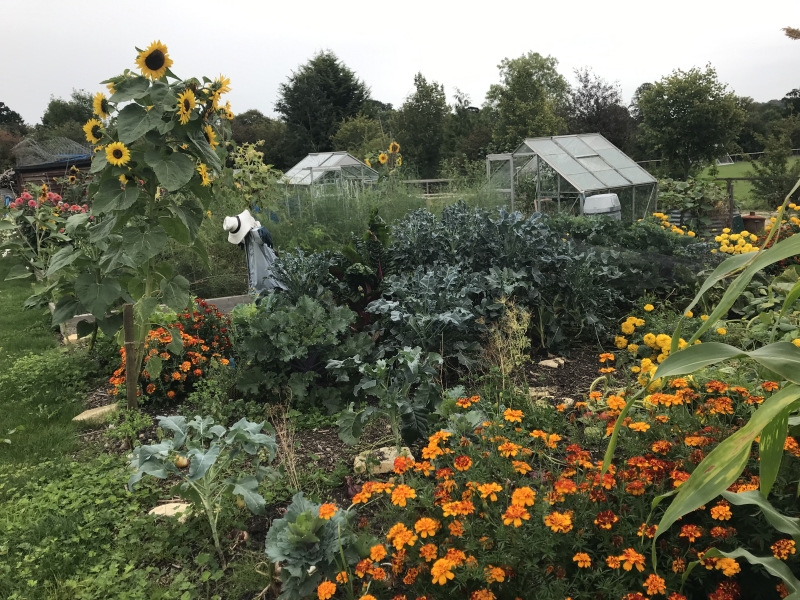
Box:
[727,179,734,229]
[123,303,138,409]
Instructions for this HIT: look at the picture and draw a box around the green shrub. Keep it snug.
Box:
[0,347,101,404]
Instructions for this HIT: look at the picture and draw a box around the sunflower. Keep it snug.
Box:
[93,145,105,154]
[83,119,104,144]
[364,158,372,168]
[197,163,212,186]
[106,141,131,167]
[222,101,234,121]
[119,174,131,185]
[176,89,196,125]
[135,40,173,80]
[106,80,116,94]
[214,75,232,95]
[93,92,110,119]
[389,141,400,154]
[209,90,221,111]
[396,155,403,167]
[68,175,77,184]
[203,124,218,149]
[378,152,388,165]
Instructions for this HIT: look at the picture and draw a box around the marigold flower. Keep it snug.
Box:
[599,352,615,362]
[621,321,635,335]
[502,504,530,527]
[589,391,602,400]
[546,433,562,448]
[643,573,666,595]
[628,421,650,432]
[414,518,439,538]
[512,460,532,474]
[355,558,374,578]
[453,455,473,471]
[359,595,377,600]
[386,523,417,549]
[503,407,524,422]
[430,558,455,585]
[637,523,658,538]
[615,335,628,349]
[598,367,616,374]
[441,500,475,517]
[651,440,672,454]
[716,327,727,335]
[607,395,626,410]
[470,590,497,600]
[477,482,503,501]
[484,565,506,583]
[593,510,619,530]
[710,500,732,521]
[391,484,417,507]
[715,557,740,577]
[553,478,577,495]
[369,544,387,561]
[497,441,521,457]
[762,381,779,392]
[771,539,796,560]
[318,503,336,520]
[644,304,654,312]
[573,552,591,568]
[336,571,348,583]
[448,519,464,537]
[511,486,536,507]
[619,548,646,572]
[606,555,621,569]
[317,580,336,600]
[544,511,573,533]
[419,543,438,561]
[679,524,703,542]
[393,455,414,474]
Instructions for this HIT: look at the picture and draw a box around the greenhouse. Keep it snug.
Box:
[487,133,658,222]
[282,151,378,191]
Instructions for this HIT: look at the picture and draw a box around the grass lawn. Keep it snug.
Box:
[699,156,800,210]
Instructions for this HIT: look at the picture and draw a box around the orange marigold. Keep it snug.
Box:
[511,486,536,507]
[414,518,439,538]
[453,455,473,471]
[771,539,796,560]
[430,558,455,585]
[573,552,591,568]
[710,500,732,521]
[643,574,666,595]
[370,544,387,561]
[318,503,336,520]
[317,580,336,600]
[419,543,438,562]
[484,565,505,583]
[477,482,503,501]
[502,504,530,527]
[593,510,618,530]
[544,511,573,533]
[679,524,703,542]
[512,460,532,474]
[619,548,645,572]
[391,484,417,507]
[503,408,523,422]
[497,441,521,457]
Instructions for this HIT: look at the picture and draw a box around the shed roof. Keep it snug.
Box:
[282,151,378,185]
[513,134,656,193]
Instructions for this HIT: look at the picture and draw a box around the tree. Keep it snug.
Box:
[331,114,387,159]
[637,65,745,179]
[566,68,634,152]
[37,89,94,143]
[748,118,800,206]
[443,89,493,163]
[231,109,298,170]
[485,52,569,152]
[0,102,26,135]
[391,73,448,178]
[275,51,369,154]
[735,97,786,154]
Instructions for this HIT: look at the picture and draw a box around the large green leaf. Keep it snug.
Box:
[721,490,800,539]
[187,129,222,172]
[158,216,191,245]
[146,355,163,380]
[160,274,190,312]
[0,220,16,231]
[65,212,90,235]
[75,274,121,317]
[233,476,266,515]
[144,149,194,192]
[45,246,78,277]
[89,215,118,244]
[122,226,168,264]
[116,103,158,144]
[4,263,32,280]
[109,77,150,103]
[187,445,221,481]
[703,547,800,597]
[173,198,204,243]
[51,295,83,326]
[655,384,800,549]
[653,341,800,386]
[90,151,107,174]
[759,406,791,497]
[92,178,140,214]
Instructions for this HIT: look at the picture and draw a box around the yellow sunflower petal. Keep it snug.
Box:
[83,119,104,144]
[106,142,131,167]
[135,40,173,80]
[93,92,110,119]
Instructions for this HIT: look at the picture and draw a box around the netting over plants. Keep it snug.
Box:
[11,137,92,167]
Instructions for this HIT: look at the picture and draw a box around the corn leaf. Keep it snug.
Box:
[703,547,800,598]
[721,490,800,539]
[654,385,800,550]
[759,407,790,497]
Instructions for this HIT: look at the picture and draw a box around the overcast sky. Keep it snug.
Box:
[2,0,798,124]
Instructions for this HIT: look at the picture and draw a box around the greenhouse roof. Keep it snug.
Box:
[282,151,378,185]
[513,134,656,193]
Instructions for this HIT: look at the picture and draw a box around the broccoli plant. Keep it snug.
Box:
[128,415,277,566]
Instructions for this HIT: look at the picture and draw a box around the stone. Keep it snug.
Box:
[354,446,412,475]
[528,387,555,398]
[72,404,119,423]
[148,502,192,523]
[539,359,561,369]
[561,398,575,408]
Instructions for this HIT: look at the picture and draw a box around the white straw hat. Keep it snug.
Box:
[222,209,256,244]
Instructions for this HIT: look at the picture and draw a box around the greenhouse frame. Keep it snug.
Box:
[282,151,378,192]
[486,133,658,222]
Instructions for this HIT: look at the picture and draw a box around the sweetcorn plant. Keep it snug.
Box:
[129,415,277,565]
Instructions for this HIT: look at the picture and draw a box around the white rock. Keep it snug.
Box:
[354,446,412,475]
[148,502,192,523]
[72,404,119,423]
[539,359,561,369]
[528,387,555,398]
[561,398,575,408]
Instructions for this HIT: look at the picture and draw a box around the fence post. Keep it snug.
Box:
[123,303,138,409]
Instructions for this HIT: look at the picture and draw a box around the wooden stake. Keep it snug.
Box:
[123,303,138,409]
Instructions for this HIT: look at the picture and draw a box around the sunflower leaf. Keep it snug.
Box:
[144,149,195,192]
[92,178,140,214]
[110,77,150,104]
[117,104,160,145]
[187,129,222,172]
[122,226,168,264]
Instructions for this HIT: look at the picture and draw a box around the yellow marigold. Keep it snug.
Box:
[628,421,650,432]
[621,321,635,335]
[477,482,503,502]
[710,500,732,521]
[430,558,455,585]
[497,441,521,457]
[414,517,439,538]
[511,486,536,507]
[318,503,336,520]
[484,565,505,583]
[619,547,645,572]
[503,408,523,422]
[771,539,796,560]
[503,504,530,527]
[643,573,666,595]
[627,343,639,353]
[715,557,740,577]
[391,484,417,507]
[684,310,694,318]
[512,460,532,474]
[717,327,727,335]
[544,511,573,533]
[573,552,591,568]
[614,336,628,349]
[644,304,654,312]
[317,580,336,600]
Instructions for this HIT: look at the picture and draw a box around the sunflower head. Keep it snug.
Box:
[364,158,372,168]
[197,163,212,187]
[83,119,104,144]
[203,124,218,150]
[176,89,197,125]
[93,92,110,119]
[214,75,232,95]
[396,155,403,167]
[68,175,77,184]
[135,40,173,80]
[389,141,400,154]
[222,101,235,121]
[106,142,131,167]
[378,153,388,165]
[119,174,131,186]
[70,165,80,173]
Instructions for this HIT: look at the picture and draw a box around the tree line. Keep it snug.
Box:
[2,47,799,181]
